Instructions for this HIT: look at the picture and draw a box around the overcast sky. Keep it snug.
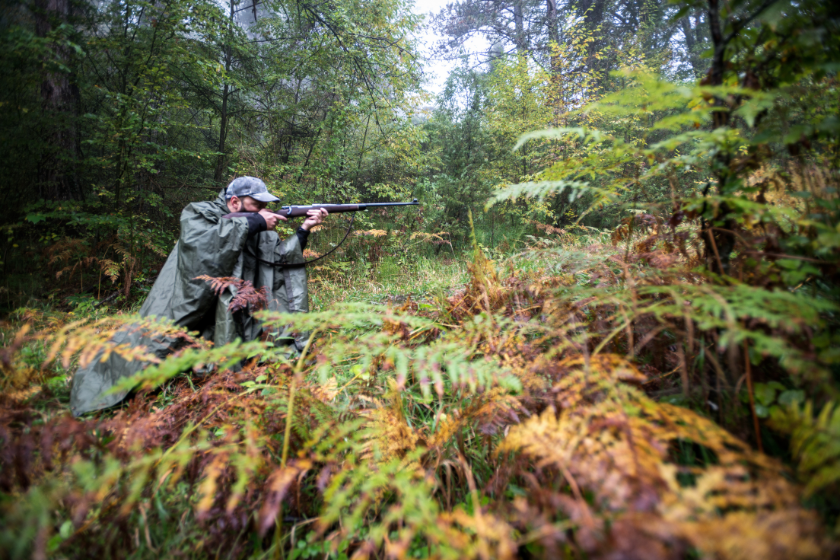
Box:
[412,0,489,96]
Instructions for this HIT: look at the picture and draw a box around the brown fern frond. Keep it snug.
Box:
[100,259,120,282]
[358,380,420,462]
[195,275,242,295]
[302,249,321,259]
[354,229,388,237]
[195,276,268,312]
[410,231,452,246]
[141,238,168,258]
[430,388,522,449]
[229,283,268,313]
[0,323,32,371]
[196,451,229,520]
[258,460,312,536]
[498,352,828,559]
[46,238,88,266]
[525,218,567,236]
[312,377,339,402]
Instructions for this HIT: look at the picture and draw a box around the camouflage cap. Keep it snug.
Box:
[225,176,280,203]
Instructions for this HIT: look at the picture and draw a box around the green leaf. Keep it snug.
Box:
[804,466,840,497]
[47,535,64,553]
[59,520,73,539]
[778,390,805,406]
[754,383,778,407]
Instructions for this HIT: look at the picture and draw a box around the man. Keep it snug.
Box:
[70,177,327,416]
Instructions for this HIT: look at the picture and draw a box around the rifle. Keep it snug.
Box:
[222,198,420,267]
[222,198,420,219]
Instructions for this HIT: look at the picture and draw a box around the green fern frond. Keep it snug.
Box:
[770,400,840,496]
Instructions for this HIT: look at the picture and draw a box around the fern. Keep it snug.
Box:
[195,275,268,312]
[770,400,840,497]
[499,353,824,558]
[2,243,836,559]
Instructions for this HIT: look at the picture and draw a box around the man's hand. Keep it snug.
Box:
[301,208,328,231]
[258,209,286,231]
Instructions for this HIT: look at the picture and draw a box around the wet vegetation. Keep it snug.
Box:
[2,0,840,558]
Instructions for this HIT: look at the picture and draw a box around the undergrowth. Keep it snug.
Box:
[1,215,839,558]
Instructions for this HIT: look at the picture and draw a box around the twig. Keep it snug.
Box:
[281,328,321,469]
[94,291,120,308]
[743,341,763,453]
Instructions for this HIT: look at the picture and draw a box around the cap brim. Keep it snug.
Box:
[249,192,280,203]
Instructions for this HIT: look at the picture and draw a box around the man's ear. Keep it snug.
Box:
[227,196,241,212]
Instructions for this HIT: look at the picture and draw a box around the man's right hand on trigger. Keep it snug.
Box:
[259,209,286,230]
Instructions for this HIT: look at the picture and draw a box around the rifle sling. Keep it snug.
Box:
[243,213,356,269]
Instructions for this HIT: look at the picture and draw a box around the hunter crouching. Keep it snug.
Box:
[70,177,327,416]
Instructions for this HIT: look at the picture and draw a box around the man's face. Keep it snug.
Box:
[228,196,267,213]
[241,196,267,212]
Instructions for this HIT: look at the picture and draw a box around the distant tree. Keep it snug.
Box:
[33,0,80,200]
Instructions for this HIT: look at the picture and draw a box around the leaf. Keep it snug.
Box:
[512,127,608,151]
[754,383,778,407]
[258,461,311,537]
[767,381,787,392]
[778,390,805,406]
[59,520,73,539]
[196,453,227,520]
[770,401,840,497]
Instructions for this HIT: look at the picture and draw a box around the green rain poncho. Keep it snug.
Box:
[70,191,308,416]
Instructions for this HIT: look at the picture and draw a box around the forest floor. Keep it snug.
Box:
[0,232,837,559]
[309,255,470,310]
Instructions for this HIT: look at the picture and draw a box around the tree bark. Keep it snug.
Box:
[681,14,704,78]
[582,0,607,31]
[701,0,737,274]
[579,0,607,80]
[546,0,560,122]
[214,0,236,185]
[546,0,559,70]
[34,0,79,201]
[514,0,525,55]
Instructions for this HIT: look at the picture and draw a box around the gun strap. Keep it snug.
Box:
[244,213,356,269]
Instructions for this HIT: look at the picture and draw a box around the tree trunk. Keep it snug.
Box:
[35,0,78,201]
[583,0,607,31]
[701,0,736,274]
[215,80,230,184]
[681,15,704,78]
[546,0,559,62]
[514,0,525,55]
[546,0,560,122]
[214,0,236,185]
[580,0,607,81]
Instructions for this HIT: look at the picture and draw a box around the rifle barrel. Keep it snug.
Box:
[222,199,419,220]
[279,199,418,217]
[357,200,420,209]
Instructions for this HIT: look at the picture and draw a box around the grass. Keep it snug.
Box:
[309,255,470,309]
